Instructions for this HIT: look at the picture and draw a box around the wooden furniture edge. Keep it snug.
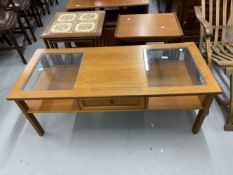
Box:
[7,43,222,100]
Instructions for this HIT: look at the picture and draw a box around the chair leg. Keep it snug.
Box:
[17,15,32,45]
[50,0,58,5]
[39,2,46,16]
[2,34,13,46]
[225,74,233,130]
[31,6,43,27]
[44,0,51,14]
[30,8,40,27]
[7,29,27,64]
[22,12,37,42]
[30,0,43,26]
[205,37,212,67]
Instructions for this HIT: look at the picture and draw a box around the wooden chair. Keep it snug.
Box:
[0,6,27,64]
[30,0,43,27]
[9,0,37,42]
[0,0,32,44]
[37,0,51,15]
[49,0,58,6]
[195,0,233,130]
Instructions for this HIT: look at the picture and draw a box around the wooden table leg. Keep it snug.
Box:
[48,41,54,48]
[225,73,233,130]
[165,0,172,12]
[15,100,44,136]
[192,95,214,134]
[101,35,104,46]
[93,38,97,47]
[43,39,50,48]
[145,5,149,13]
[49,41,58,48]
[53,42,59,48]
[64,42,72,48]
[156,0,161,12]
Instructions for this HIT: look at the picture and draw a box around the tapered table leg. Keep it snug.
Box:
[192,95,214,134]
[15,100,44,136]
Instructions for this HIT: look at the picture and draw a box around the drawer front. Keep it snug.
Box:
[79,97,146,110]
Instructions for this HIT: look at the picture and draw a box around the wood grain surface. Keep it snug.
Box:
[7,42,221,100]
[115,13,183,40]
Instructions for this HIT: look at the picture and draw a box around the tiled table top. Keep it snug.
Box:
[41,11,105,38]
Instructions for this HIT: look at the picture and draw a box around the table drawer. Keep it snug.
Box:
[79,97,146,110]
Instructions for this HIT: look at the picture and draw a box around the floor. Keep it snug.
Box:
[0,1,233,175]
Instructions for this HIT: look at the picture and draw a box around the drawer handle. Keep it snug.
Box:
[110,99,114,104]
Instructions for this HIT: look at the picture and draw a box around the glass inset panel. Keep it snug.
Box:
[23,53,83,91]
[143,48,205,87]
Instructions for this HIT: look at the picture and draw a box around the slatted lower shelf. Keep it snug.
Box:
[26,95,204,113]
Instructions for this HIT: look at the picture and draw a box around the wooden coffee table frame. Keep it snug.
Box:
[41,11,106,48]
[7,43,221,136]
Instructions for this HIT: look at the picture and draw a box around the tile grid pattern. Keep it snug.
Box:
[48,12,100,33]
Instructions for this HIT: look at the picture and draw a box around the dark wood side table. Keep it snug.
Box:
[41,11,105,48]
[157,0,201,42]
[115,13,183,44]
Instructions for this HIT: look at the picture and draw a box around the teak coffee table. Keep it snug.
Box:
[7,43,221,136]
[41,11,105,48]
[115,13,183,43]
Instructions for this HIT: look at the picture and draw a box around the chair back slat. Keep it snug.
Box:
[0,0,10,8]
[214,0,220,46]
[221,0,228,45]
[209,0,213,25]
[199,0,206,48]
[228,0,233,45]
[200,0,232,46]
[202,0,206,18]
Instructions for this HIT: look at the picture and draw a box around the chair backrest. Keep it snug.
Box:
[0,0,20,14]
[0,0,10,8]
[200,0,233,46]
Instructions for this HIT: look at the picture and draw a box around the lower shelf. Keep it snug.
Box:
[26,95,204,113]
[27,99,80,113]
[148,96,204,110]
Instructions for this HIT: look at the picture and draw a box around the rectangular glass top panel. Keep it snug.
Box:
[143,47,205,87]
[23,53,83,91]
